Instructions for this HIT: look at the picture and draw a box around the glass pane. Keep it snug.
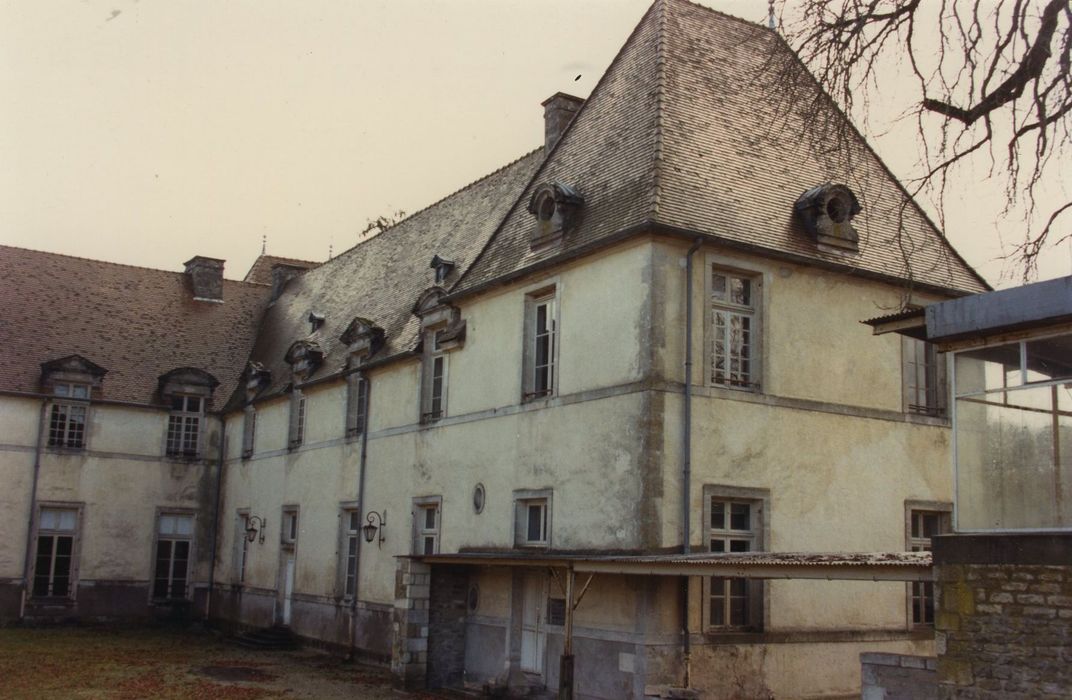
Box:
[711,501,725,530]
[71,384,89,399]
[424,507,437,530]
[955,343,1022,396]
[54,384,70,397]
[175,515,193,536]
[423,536,435,556]
[710,539,725,553]
[57,510,76,531]
[729,503,750,530]
[729,277,750,306]
[527,504,543,541]
[155,541,172,578]
[729,539,750,552]
[40,509,59,530]
[711,272,727,302]
[1025,335,1072,382]
[159,515,176,535]
[171,395,185,410]
[349,512,360,531]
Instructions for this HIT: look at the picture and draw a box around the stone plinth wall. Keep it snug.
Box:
[933,534,1072,699]
[427,565,469,689]
[860,653,937,699]
[392,558,431,689]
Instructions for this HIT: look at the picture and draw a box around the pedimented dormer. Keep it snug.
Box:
[794,184,862,253]
[340,317,386,367]
[244,361,272,402]
[284,340,324,380]
[528,181,584,248]
[158,367,219,401]
[413,287,466,350]
[40,354,107,394]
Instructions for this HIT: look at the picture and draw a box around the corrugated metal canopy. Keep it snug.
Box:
[414,550,932,582]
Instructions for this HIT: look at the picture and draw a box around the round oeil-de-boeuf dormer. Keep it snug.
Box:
[527,181,584,248]
[794,183,862,253]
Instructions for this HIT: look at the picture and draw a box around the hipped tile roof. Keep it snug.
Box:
[0,246,270,406]
[240,149,543,401]
[455,0,988,297]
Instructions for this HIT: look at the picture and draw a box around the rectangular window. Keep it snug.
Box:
[32,507,78,598]
[413,498,441,555]
[709,268,759,390]
[906,505,951,625]
[703,486,767,631]
[342,509,360,598]
[166,395,203,458]
[524,289,558,400]
[48,383,89,449]
[241,407,256,459]
[346,375,369,437]
[154,513,193,600]
[421,335,448,424]
[903,337,947,416]
[515,491,552,548]
[282,507,299,545]
[237,512,250,584]
[288,391,306,448]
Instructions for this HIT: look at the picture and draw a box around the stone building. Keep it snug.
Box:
[0,1,994,697]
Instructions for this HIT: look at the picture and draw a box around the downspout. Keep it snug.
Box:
[20,399,48,619]
[681,238,702,688]
[349,373,371,659]
[206,413,226,622]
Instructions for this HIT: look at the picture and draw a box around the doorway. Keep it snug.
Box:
[520,572,546,674]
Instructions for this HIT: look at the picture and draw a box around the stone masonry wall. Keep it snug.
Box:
[392,558,431,689]
[860,652,937,699]
[427,565,468,689]
[933,535,1072,699]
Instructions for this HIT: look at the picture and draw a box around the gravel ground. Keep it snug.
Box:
[0,626,436,699]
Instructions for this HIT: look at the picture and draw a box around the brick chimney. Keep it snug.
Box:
[184,256,225,301]
[542,92,584,151]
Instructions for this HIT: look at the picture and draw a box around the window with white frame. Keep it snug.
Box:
[708,268,760,390]
[153,513,194,600]
[902,337,947,416]
[236,512,250,584]
[906,504,950,625]
[421,335,448,423]
[413,497,442,555]
[523,288,558,400]
[514,491,551,547]
[346,374,369,437]
[48,382,90,449]
[166,395,204,458]
[281,507,299,545]
[703,486,767,631]
[341,508,360,598]
[32,507,79,598]
[288,390,306,448]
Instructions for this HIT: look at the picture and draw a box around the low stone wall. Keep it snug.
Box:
[860,653,936,699]
[933,534,1072,699]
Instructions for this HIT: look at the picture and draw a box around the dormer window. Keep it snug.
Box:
[40,355,106,452]
[308,312,325,334]
[527,181,583,248]
[158,367,218,460]
[430,255,456,285]
[284,340,324,380]
[340,317,386,365]
[794,184,861,253]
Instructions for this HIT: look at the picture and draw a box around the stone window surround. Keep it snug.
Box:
[412,495,443,556]
[701,484,770,634]
[904,499,952,628]
[149,507,196,604]
[514,488,553,549]
[28,500,84,603]
[704,256,764,392]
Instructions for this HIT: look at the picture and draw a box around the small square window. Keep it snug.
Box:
[514,491,552,548]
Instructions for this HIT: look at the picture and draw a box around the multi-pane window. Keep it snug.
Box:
[903,337,947,416]
[908,508,950,624]
[346,375,369,437]
[166,395,203,458]
[709,269,758,389]
[33,508,78,598]
[342,510,360,598]
[282,508,299,545]
[288,391,306,448]
[48,383,89,449]
[517,498,550,547]
[421,336,447,423]
[524,289,558,400]
[703,488,767,632]
[154,513,193,600]
[241,407,256,459]
[414,501,441,555]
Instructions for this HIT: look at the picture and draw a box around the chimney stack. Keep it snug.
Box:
[184,256,225,301]
[542,92,584,152]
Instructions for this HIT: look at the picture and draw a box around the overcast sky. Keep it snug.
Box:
[1,0,1067,287]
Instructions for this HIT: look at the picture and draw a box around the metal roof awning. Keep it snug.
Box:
[415,550,933,582]
[862,308,927,339]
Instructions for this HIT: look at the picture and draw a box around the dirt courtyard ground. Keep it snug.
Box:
[0,626,435,699]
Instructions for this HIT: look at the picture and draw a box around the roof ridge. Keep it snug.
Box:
[0,243,265,286]
[673,0,775,34]
[650,0,670,220]
[327,147,545,267]
[450,1,663,296]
